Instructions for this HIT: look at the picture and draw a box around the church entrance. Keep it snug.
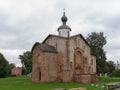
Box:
[37,67,41,81]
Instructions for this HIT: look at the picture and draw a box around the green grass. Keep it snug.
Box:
[0,76,120,90]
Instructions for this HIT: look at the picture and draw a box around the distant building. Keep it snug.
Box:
[11,67,22,76]
[31,11,98,83]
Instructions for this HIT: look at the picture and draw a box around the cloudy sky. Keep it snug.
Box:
[0,0,120,66]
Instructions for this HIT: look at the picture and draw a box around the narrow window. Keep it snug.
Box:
[60,65,62,72]
[56,43,57,48]
[39,72,41,80]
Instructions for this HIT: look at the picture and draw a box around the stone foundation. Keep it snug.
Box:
[73,74,98,83]
[91,74,98,83]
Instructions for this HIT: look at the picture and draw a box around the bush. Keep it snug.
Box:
[6,74,17,77]
[111,70,120,77]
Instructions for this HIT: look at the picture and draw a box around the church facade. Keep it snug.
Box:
[31,11,98,83]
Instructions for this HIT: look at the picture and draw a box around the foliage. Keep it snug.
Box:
[0,53,9,78]
[98,76,120,83]
[19,51,32,75]
[111,70,120,77]
[86,32,107,73]
[101,61,115,75]
[6,63,16,75]
[106,61,115,74]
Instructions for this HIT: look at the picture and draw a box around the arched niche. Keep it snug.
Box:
[74,48,83,70]
[37,54,42,64]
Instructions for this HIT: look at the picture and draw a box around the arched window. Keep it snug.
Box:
[38,54,41,63]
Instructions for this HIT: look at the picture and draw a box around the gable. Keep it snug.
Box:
[70,34,91,48]
[41,34,91,51]
[42,34,68,44]
[31,42,58,53]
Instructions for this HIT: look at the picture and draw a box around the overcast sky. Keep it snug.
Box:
[0,0,120,66]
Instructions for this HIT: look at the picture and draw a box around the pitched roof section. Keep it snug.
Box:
[42,34,68,43]
[40,43,57,53]
[70,34,91,47]
[42,34,91,47]
[31,42,57,53]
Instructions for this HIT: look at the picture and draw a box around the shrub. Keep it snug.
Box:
[111,70,120,77]
[6,74,17,77]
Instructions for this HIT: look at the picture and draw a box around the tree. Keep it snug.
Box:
[0,53,9,78]
[86,32,107,74]
[7,63,16,75]
[106,61,115,74]
[102,61,115,75]
[111,70,120,77]
[19,51,32,75]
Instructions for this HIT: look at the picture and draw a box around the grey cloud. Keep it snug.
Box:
[0,10,58,50]
[0,0,120,66]
[102,16,120,30]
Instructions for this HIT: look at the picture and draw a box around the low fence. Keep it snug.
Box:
[104,82,120,90]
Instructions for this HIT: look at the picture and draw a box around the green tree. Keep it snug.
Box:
[106,61,115,74]
[111,70,120,77]
[7,63,16,75]
[0,53,9,78]
[86,32,107,74]
[19,51,32,75]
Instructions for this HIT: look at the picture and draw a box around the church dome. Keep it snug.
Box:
[61,13,67,23]
[57,9,71,31]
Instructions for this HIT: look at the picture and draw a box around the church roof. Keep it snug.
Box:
[42,34,67,43]
[12,67,22,70]
[40,43,57,53]
[31,42,57,53]
[42,34,91,47]
[70,34,91,47]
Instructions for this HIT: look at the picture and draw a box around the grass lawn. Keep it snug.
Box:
[0,76,120,90]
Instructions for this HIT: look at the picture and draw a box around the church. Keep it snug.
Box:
[31,11,98,83]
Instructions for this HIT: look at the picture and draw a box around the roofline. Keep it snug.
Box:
[42,34,68,43]
[79,34,91,47]
[70,34,91,47]
[31,42,40,53]
[42,34,91,48]
[12,67,22,70]
[31,42,58,53]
